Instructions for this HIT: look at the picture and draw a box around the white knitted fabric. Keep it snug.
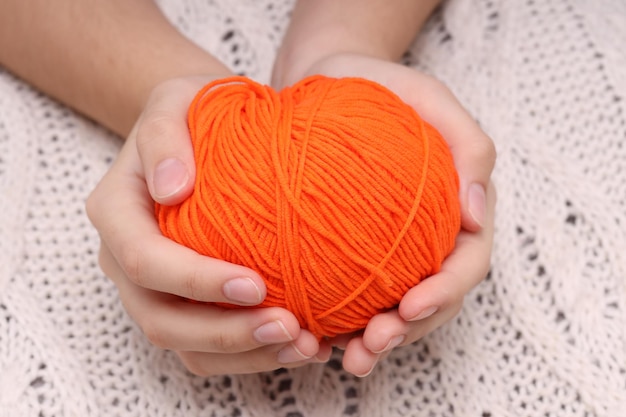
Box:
[1,0,625,415]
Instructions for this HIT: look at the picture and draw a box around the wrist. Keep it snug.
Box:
[0,0,233,138]
[271,0,441,89]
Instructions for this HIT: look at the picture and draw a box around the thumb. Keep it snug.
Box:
[390,72,497,232]
[452,138,496,232]
[428,101,496,232]
[135,78,205,206]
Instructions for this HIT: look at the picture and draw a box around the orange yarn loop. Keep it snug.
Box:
[156,75,461,339]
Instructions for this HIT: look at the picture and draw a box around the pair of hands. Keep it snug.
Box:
[86,53,496,377]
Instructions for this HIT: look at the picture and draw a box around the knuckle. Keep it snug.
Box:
[471,139,497,167]
[183,267,203,301]
[439,271,467,306]
[420,74,449,95]
[85,188,102,226]
[244,356,275,373]
[141,317,168,350]
[207,329,240,353]
[177,352,216,377]
[118,243,146,287]
[135,110,177,149]
[178,349,280,376]
[97,246,116,279]
[475,266,492,290]
[150,78,188,101]
[448,298,465,317]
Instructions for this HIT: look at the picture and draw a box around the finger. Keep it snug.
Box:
[100,243,302,353]
[342,336,381,378]
[361,302,462,355]
[328,332,355,350]
[398,182,496,321]
[137,299,302,354]
[361,310,408,354]
[88,150,267,304]
[135,77,213,205]
[177,330,331,376]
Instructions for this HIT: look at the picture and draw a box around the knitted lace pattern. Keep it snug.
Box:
[1,0,624,415]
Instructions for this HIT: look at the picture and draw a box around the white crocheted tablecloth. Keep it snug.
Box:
[1,0,625,416]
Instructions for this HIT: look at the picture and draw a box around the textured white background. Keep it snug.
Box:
[1,0,625,415]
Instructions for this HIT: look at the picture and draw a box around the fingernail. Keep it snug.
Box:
[373,334,406,354]
[153,158,189,199]
[468,183,486,228]
[409,306,438,322]
[277,344,312,364]
[254,320,293,344]
[223,277,263,305]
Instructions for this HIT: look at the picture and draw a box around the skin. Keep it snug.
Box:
[0,0,496,377]
[274,53,497,376]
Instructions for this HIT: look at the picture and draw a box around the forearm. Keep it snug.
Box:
[0,0,229,136]
[272,0,441,87]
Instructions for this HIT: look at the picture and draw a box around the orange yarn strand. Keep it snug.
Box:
[156,75,461,339]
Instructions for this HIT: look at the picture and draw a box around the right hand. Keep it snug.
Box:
[274,53,497,376]
[86,76,331,375]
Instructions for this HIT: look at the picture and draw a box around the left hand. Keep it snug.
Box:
[273,53,497,376]
[87,76,330,376]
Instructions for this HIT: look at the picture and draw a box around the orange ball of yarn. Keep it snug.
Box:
[156,75,461,339]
